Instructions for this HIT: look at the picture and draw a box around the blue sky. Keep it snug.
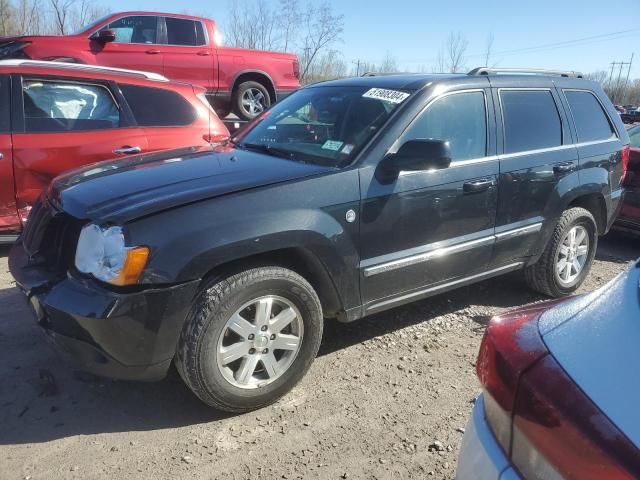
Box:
[106,0,640,77]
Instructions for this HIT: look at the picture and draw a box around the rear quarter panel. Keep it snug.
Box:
[540,263,640,448]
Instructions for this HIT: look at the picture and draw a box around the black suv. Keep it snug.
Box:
[9,68,629,412]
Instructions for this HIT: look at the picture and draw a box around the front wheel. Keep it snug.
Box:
[232,81,271,121]
[524,207,598,297]
[175,267,323,412]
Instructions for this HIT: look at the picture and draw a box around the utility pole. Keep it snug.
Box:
[609,59,633,104]
[622,53,634,104]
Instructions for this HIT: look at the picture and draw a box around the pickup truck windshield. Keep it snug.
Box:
[238,86,412,168]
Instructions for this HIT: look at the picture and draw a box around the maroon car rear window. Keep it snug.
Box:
[120,84,196,127]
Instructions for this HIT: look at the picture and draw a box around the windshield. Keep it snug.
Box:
[72,14,112,35]
[237,85,413,168]
[629,125,640,148]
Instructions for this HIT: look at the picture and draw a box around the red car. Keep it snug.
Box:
[615,124,640,233]
[0,59,228,242]
[0,12,300,120]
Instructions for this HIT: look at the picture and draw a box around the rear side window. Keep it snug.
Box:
[501,90,562,154]
[22,79,119,132]
[564,91,616,143]
[106,15,158,44]
[0,75,10,133]
[120,84,196,126]
[403,91,487,161]
[165,18,206,46]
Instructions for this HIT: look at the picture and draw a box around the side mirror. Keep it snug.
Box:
[381,139,452,179]
[94,29,116,43]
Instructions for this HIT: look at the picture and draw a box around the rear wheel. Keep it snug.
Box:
[524,207,597,297]
[175,267,323,412]
[232,81,271,121]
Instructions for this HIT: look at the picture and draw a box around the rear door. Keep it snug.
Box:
[160,17,216,91]
[11,75,148,211]
[0,74,19,233]
[491,83,578,267]
[91,15,164,75]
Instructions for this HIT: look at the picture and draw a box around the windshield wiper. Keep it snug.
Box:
[241,142,297,160]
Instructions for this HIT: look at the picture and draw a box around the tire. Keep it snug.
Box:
[524,207,598,297]
[175,267,323,413]
[232,81,271,121]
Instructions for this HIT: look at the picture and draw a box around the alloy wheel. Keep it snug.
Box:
[555,225,589,285]
[216,295,304,389]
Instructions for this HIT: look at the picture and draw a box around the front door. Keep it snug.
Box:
[11,76,148,213]
[360,88,498,311]
[160,16,216,91]
[90,15,164,75]
[0,74,18,233]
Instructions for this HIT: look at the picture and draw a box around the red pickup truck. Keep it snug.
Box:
[0,12,300,120]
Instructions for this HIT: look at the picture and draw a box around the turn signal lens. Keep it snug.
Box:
[109,247,149,286]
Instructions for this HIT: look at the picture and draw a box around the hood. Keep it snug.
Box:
[539,261,640,448]
[49,145,333,223]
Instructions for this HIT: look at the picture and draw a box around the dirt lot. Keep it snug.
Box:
[0,235,638,480]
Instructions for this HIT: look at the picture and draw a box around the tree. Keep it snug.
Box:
[445,31,468,73]
[278,0,301,52]
[483,32,494,67]
[378,51,399,73]
[298,1,344,82]
[226,0,280,51]
[49,0,75,35]
[0,0,16,36]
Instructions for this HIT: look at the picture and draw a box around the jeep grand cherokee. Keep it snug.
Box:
[9,67,629,412]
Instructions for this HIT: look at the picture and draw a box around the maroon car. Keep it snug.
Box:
[615,124,640,233]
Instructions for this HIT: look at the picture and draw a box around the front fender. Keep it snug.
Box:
[127,169,362,310]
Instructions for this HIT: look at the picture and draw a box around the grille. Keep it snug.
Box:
[22,196,83,272]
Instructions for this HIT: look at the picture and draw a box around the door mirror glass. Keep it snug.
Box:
[95,29,116,43]
[393,139,452,171]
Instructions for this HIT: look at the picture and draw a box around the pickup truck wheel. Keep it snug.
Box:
[524,207,597,297]
[233,81,271,120]
[175,267,323,412]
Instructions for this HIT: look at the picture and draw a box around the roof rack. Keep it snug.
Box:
[0,60,169,82]
[468,67,583,78]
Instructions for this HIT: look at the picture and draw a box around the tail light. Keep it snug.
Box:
[293,58,300,80]
[621,145,630,186]
[478,302,640,480]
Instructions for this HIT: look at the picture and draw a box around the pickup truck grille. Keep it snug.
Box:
[22,197,83,272]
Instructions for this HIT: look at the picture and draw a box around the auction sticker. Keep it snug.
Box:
[362,88,410,104]
[322,140,344,151]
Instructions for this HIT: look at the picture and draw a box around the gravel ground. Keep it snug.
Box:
[0,234,638,480]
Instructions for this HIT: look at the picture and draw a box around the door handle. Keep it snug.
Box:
[196,50,211,56]
[0,153,4,160]
[463,178,495,194]
[113,146,142,155]
[553,162,575,174]
[145,49,161,55]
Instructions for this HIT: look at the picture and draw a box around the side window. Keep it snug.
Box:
[165,18,205,46]
[564,91,616,143]
[22,79,119,132]
[106,16,158,44]
[119,84,196,127]
[402,91,487,161]
[500,90,562,154]
[0,75,9,133]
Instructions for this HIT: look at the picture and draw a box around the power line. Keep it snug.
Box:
[385,28,640,65]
